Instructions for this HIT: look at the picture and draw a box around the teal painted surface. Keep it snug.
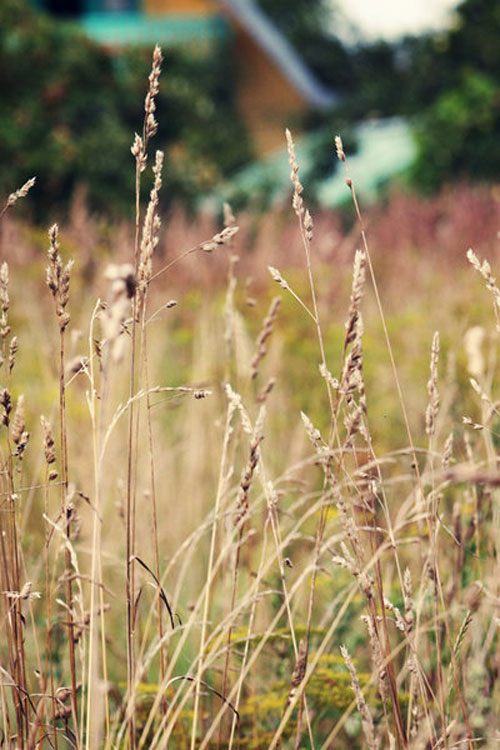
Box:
[206,118,416,209]
[83,0,138,11]
[30,0,138,11]
[80,11,229,46]
[317,118,416,205]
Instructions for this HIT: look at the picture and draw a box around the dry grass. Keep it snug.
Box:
[1,47,500,750]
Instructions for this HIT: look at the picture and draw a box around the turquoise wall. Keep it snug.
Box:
[83,0,138,11]
[31,0,138,12]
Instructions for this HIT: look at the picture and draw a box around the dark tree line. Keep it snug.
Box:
[2,0,499,218]
[0,0,250,218]
[260,0,500,191]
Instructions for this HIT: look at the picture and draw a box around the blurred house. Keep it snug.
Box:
[32,0,336,155]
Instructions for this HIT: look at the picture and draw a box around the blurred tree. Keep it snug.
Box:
[411,70,500,189]
[256,0,354,91]
[447,0,500,75]
[0,0,250,218]
[259,0,500,191]
[409,0,500,189]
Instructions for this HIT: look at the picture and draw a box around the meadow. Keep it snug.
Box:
[1,46,500,750]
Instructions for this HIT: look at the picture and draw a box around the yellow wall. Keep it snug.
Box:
[232,27,306,155]
[142,0,310,156]
[143,0,216,13]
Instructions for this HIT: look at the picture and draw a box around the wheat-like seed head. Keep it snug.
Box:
[442,431,454,469]
[341,644,378,750]
[250,297,280,380]
[137,150,164,306]
[8,336,17,374]
[345,250,366,347]
[6,176,36,209]
[11,395,25,445]
[285,128,304,219]
[46,224,73,331]
[425,331,440,437]
[335,135,346,162]
[0,262,10,341]
[1,387,11,426]
[200,225,239,253]
[467,248,500,329]
[360,614,388,703]
[40,415,56,467]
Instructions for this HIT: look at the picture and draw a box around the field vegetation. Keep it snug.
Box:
[1,46,500,750]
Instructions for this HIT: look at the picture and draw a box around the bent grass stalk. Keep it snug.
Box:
[335,135,475,749]
[190,388,240,750]
[140,475,330,749]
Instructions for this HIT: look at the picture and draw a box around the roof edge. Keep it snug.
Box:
[220,0,337,110]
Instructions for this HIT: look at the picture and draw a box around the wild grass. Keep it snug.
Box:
[1,46,500,750]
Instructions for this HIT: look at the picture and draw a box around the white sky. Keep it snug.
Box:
[336,0,459,40]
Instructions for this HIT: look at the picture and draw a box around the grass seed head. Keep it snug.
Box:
[11,395,25,445]
[8,335,17,373]
[200,225,239,253]
[144,44,163,140]
[0,262,10,340]
[0,261,9,312]
[41,415,56,466]
[341,644,378,750]
[251,296,280,380]
[425,331,440,437]
[1,387,12,426]
[6,176,36,209]
[285,128,305,218]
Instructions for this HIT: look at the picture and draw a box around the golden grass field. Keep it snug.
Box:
[1,46,500,750]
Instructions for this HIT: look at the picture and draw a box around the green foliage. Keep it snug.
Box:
[408,0,500,189]
[262,0,500,192]
[411,70,500,190]
[0,0,250,218]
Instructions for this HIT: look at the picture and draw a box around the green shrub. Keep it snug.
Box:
[0,0,250,218]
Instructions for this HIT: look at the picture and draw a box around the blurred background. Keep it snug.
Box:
[1,0,499,219]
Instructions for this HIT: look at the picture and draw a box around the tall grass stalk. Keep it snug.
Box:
[126,45,163,750]
[46,224,80,747]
